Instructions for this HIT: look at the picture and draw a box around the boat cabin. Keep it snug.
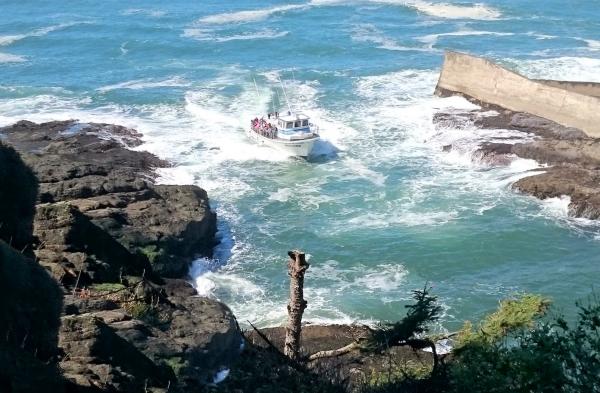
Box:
[276,113,310,131]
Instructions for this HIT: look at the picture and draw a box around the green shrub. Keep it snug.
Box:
[363,285,442,352]
[449,294,600,393]
[139,245,164,264]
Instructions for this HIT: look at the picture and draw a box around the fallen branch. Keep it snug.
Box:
[307,341,360,361]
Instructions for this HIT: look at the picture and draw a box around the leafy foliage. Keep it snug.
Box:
[449,294,600,393]
[454,293,550,347]
[363,285,442,352]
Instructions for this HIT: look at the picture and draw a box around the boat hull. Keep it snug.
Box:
[247,129,319,157]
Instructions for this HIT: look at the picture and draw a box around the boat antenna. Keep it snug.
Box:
[275,86,282,110]
[278,76,293,114]
[252,76,261,101]
[270,91,275,115]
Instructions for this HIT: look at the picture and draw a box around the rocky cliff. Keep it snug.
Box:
[0,121,241,393]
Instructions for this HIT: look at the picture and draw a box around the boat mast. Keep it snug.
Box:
[253,77,261,101]
[278,76,293,114]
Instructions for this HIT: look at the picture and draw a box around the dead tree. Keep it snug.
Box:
[284,250,309,361]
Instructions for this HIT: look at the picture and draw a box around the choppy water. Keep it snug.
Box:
[2,0,600,330]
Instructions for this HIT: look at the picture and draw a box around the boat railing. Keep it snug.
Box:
[250,120,278,139]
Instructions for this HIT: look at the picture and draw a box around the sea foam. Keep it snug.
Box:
[0,22,83,47]
[372,0,502,20]
[0,52,26,63]
[96,77,190,93]
[197,4,308,24]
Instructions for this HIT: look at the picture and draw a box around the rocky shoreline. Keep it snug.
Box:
[2,105,599,392]
[0,120,241,392]
[433,91,600,220]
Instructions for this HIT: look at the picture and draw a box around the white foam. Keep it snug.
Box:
[119,42,129,55]
[96,77,190,93]
[372,0,502,20]
[540,195,571,217]
[0,22,83,47]
[582,39,600,52]
[524,32,557,40]
[268,187,294,202]
[121,8,166,17]
[0,52,26,63]
[352,23,434,52]
[418,29,513,49]
[213,369,230,384]
[183,28,289,42]
[197,4,308,24]
[344,158,387,186]
[513,57,600,82]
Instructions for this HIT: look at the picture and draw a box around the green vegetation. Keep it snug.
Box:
[449,295,600,393]
[212,289,600,393]
[163,356,189,378]
[363,285,442,353]
[90,282,126,292]
[454,293,550,347]
[139,244,164,264]
[122,299,170,326]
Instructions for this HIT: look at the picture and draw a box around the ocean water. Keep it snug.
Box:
[2,0,600,330]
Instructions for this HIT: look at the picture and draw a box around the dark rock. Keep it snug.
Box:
[513,139,600,169]
[472,143,515,166]
[59,314,171,392]
[116,296,242,388]
[509,113,587,140]
[513,167,600,219]
[0,240,64,392]
[0,142,38,252]
[0,120,217,280]
[63,295,120,316]
[33,202,150,286]
[245,324,433,389]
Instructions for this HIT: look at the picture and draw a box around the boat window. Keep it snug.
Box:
[302,120,309,127]
[279,120,285,128]
[294,121,301,128]
[286,122,293,128]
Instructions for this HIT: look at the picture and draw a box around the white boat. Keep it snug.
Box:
[247,112,320,157]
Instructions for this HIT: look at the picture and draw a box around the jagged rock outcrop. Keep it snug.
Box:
[61,280,241,392]
[1,120,217,279]
[0,120,241,392]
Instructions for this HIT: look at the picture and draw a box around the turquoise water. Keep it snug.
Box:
[2,1,600,330]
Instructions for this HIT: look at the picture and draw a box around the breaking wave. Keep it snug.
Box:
[183,28,289,42]
[96,77,190,93]
[0,22,83,47]
[197,4,308,25]
[372,0,502,20]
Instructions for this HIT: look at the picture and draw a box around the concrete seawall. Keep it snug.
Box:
[536,80,600,98]
[435,51,600,137]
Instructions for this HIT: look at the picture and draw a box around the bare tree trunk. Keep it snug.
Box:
[284,250,309,361]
